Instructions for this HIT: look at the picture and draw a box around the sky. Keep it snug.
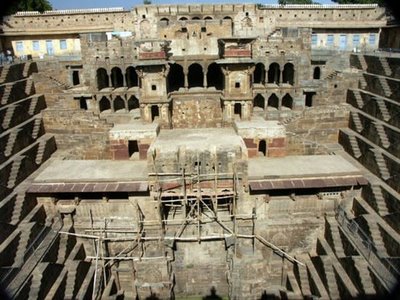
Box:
[49,0,336,10]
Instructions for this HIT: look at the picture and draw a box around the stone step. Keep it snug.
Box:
[12,222,36,267]
[27,263,47,299]
[379,57,392,77]
[374,122,390,149]
[22,62,31,78]
[1,84,13,105]
[4,129,20,157]
[371,149,390,180]
[352,257,376,295]
[358,55,368,70]
[25,78,33,96]
[35,139,47,165]
[325,217,346,258]
[359,75,367,89]
[375,98,391,122]
[7,157,23,189]
[2,105,16,130]
[353,90,364,109]
[28,96,39,115]
[351,111,363,132]
[10,193,25,226]
[31,117,42,139]
[378,77,392,98]
[0,66,10,82]
[321,257,340,299]
[367,220,389,257]
[348,134,362,158]
[371,185,390,216]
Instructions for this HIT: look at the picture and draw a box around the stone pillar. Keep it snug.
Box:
[184,71,189,89]
[203,71,207,88]
[279,67,283,85]
[141,104,150,122]
[122,72,127,87]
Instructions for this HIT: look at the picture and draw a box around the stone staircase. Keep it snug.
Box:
[325,70,340,80]
[321,257,340,299]
[352,89,364,109]
[375,97,391,122]
[10,193,26,226]
[27,263,46,299]
[1,84,13,105]
[28,95,39,115]
[371,185,390,216]
[7,157,23,189]
[325,217,346,258]
[24,78,34,96]
[366,220,389,257]
[31,117,42,139]
[2,105,16,130]
[22,62,31,78]
[35,137,48,165]
[348,133,362,158]
[352,257,376,296]
[11,222,36,267]
[379,57,392,77]
[297,254,329,298]
[357,55,368,71]
[359,75,367,89]
[0,65,10,82]
[293,260,311,297]
[64,260,80,299]
[4,129,19,157]
[351,111,363,133]
[378,77,392,98]
[374,122,390,149]
[371,149,390,180]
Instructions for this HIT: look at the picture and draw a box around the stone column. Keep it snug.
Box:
[184,71,189,90]
[203,71,207,88]
[122,72,127,87]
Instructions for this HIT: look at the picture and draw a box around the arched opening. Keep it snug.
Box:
[99,96,111,112]
[313,67,321,79]
[234,103,242,118]
[258,140,266,156]
[204,16,213,20]
[268,94,279,110]
[253,94,265,111]
[268,63,280,84]
[151,105,159,121]
[114,96,126,112]
[223,16,234,32]
[188,63,203,88]
[207,63,223,90]
[128,96,140,111]
[160,17,169,25]
[178,17,188,21]
[129,140,139,158]
[111,67,124,88]
[192,16,200,20]
[96,68,109,90]
[72,70,80,85]
[126,67,138,88]
[254,63,265,84]
[167,63,185,92]
[282,94,293,110]
[282,63,294,85]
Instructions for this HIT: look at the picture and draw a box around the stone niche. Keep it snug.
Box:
[109,121,159,160]
[234,117,286,157]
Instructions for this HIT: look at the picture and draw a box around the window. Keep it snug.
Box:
[327,35,334,46]
[151,84,157,91]
[235,82,240,88]
[311,34,318,46]
[16,41,24,52]
[60,39,67,50]
[353,34,360,47]
[369,33,376,45]
[32,40,40,51]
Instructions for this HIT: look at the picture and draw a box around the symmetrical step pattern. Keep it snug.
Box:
[378,77,392,98]
[351,111,363,132]
[353,90,364,108]
[379,57,392,77]
[1,84,13,105]
[367,220,389,257]
[4,130,19,157]
[0,66,10,82]
[359,75,368,89]
[371,185,389,217]
[374,122,390,149]
[353,257,376,296]
[348,134,362,158]
[321,257,340,299]
[358,55,368,71]
[2,105,16,130]
[375,97,391,122]
[10,193,26,226]
[325,217,346,258]
[12,222,36,267]
[7,157,23,189]
[371,149,390,180]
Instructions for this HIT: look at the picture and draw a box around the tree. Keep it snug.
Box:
[4,0,53,15]
[278,0,315,4]
[143,0,152,4]
[331,0,384,5]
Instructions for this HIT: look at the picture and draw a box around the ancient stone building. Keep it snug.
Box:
[0,3,399,299]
